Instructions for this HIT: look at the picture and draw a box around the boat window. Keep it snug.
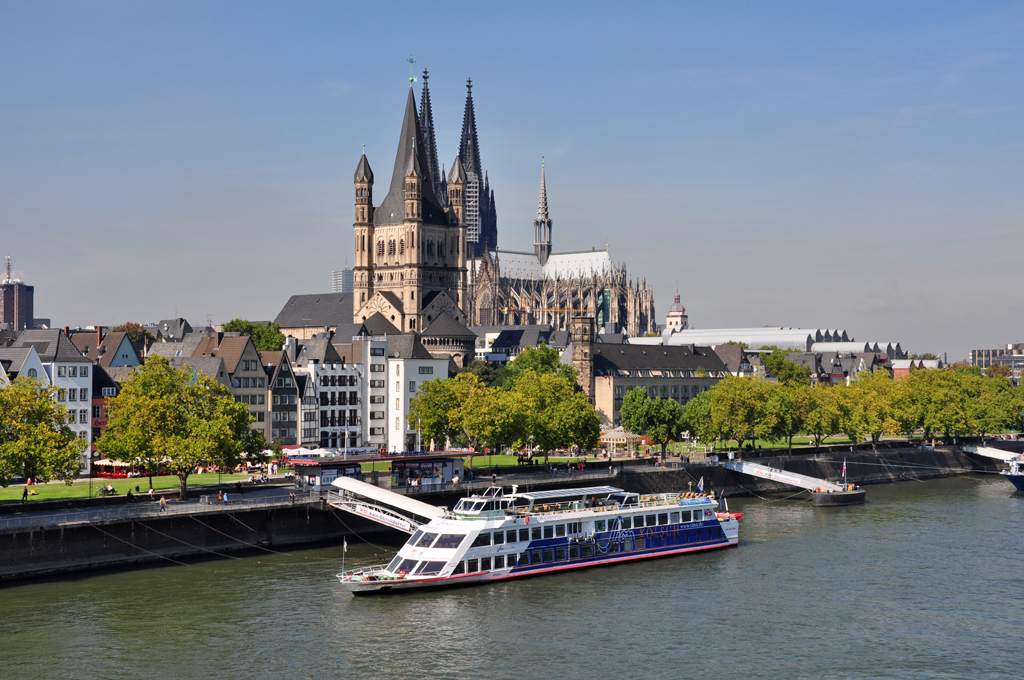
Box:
[658,513,668,525]
[397,559,418,574]
[471,532,492,548]
[543,526,554,539]
[543,548,555,562]
[467,558,479,572]
[646,514,656,526]
[569,521,581,534]
[507,530,518,543]
[607,541,619,554]
[619,517,631,529]
[555,524,565,537]
[531,550,542,564]
[569,544,580,559]
[680,510,691,522]
[415,532,438,548]
[454,500,471,511]
[519,528,530,542]
[519,553,530,567]
[670,512,680,524]
[433,534,466,549]
[595,520,606,532]
[387,556,402,571]
[408,530,423,546]
[494,555,505,569]
[452,561,465,575]
[555,546,566,560]
[633,515,644,528]
[481,557,492,571]
[531,527,542,540]
[581,545,594,558]
[493,531,504,545]
[471,502,485,511]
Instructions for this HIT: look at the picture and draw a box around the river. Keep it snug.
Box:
[2,475,1022,680]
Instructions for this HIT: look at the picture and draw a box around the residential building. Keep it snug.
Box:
[260,350,299,446]
[190,333,270,438]
[711,344,756,378]
[0,346,46,384]
[356,335,390,449]
[12,329,94,472]
[568,317,728,428]
[479,325,570,363]
[70,329,142,368]
[386,334,448,452]
[293,333,364,451]
[90,365,126,453]
[144,318,194,342]
[332,268,354,294]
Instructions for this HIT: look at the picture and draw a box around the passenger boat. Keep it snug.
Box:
[335,482,740,595]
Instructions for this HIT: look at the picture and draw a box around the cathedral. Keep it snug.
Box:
[351,73,657,338]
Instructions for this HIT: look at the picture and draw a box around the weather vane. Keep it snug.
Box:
[407,56,416,84]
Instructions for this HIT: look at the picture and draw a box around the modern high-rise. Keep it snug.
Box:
[0,256,34,331]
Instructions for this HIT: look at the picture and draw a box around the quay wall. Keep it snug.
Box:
[0,447,1001,582]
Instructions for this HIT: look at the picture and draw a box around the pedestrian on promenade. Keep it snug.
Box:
[148,488,154,500]
[223,492,229,504]
[22,487,28,503]
[491,472,497,486]
[218,490,223,502]
[159,496,167,512]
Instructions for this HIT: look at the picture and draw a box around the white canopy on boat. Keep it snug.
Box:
[330,476,446,521]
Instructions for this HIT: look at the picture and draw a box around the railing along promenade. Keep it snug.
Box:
[0,491,318,533]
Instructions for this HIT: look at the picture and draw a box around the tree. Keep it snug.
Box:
[760,347,812,386]
[461,387,524,451]
[620,387,684,455]
[985,363,1010,380]
[98,356,262,499]
[910,353,939,361]
[221,319,286,352]
[849,370,914,448]
[759,381,804,451]
[505,369,598,452]
[0,377,84,486]
[409,373,484,448]
[681,388,718,447]
[112,322,155,343]
[708,377,761,449]
[459,359,498,387]
[800,385,841,446]
[503,345,576,384]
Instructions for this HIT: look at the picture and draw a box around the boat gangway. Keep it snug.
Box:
[326,476,445,534]
[723,460,865,505]
[962,445,1022,463]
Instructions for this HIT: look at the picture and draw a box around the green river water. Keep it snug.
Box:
[2,475,1022,680]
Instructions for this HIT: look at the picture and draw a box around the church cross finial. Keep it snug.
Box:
[422,67,429,82]
[362,143,365,155]
[467,77,472,91]
[407,56,417,84]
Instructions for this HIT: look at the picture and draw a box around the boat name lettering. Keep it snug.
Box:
[354,504,412,532]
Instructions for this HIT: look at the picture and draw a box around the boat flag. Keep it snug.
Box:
[343,538,348,553]
[842,459,847,478]
[696,476,704,493]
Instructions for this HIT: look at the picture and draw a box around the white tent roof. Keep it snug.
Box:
[330,476,445,520]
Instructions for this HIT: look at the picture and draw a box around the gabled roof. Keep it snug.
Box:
[274,293,353,329]
[0,347,40,378]
[12,329,88,363]
[193,335,255,374]
[153,318,193,341]
[296,333,345,365]
[70,331,138,367]
[362,313,401,336]
[168,356,229,386]
[373,88,449,227]
[386,334,434,360]
[421,312,475,339]
[147,333,206,359]
[92,365,120,394]
[591,344,728,375]
[104,365,139,386]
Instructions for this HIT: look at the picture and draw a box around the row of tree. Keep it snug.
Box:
[1,357,268,497]
[622,365,1024,453]
[410,346,601,453]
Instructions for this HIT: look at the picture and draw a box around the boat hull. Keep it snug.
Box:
[1003,473,1024,491]
[810,489,866,506]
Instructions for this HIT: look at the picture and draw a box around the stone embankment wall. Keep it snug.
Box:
[0,447,1002,582]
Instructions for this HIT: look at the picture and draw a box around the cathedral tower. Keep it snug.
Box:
[458,79,498,258]
[533,159,553,267]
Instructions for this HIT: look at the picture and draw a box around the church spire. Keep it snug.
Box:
[419,68,445,206]
[459,77,484,253]
[533,158,553,267]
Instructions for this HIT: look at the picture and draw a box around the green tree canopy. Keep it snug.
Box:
[760,347,812,386]
[220,319,286,352]
[98,356,264,498]
[620,387,684,454]
[459,359,499,387]
[0,377,84,486]
[503,345,576,384]
[409,372,485,449]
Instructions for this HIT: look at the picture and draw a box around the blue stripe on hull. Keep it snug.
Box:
[507,537,735,578]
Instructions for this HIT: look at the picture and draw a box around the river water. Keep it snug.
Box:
[2,475,1022,680]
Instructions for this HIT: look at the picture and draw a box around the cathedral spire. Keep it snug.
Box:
[459,77,484,252]
[419,68,445,206]
[533,158,553,267]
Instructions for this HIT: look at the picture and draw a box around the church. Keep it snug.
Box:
[351,73,657,339]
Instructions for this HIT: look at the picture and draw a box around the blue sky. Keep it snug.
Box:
[2,2,1022,359]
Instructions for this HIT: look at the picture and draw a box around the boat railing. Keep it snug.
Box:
[337,563,391,582]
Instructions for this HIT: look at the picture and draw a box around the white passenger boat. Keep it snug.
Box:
[333,481,740,595]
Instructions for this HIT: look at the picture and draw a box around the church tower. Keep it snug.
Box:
[533,159,553,267]
[352,86,467,331]
[571,316,596,403]
[419,69,447,207]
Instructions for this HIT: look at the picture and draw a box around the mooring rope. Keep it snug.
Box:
[90,524,216,572]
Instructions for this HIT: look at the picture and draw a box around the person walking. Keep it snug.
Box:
[148,487,154,501]
[22,487,28,503]
[159,496,167,512]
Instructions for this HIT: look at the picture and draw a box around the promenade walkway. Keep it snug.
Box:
[0,490,318,533]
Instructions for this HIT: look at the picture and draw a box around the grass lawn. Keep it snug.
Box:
[0,472,252,505]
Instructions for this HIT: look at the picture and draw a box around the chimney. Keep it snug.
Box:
[64,326,70,336]
[284,336,297,363]
[97,326,103,347]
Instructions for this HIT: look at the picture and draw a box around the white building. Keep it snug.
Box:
[386,335,449,453]
[12,330,94,473]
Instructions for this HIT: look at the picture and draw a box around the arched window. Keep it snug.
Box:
[27,368,37,378]
[377,240,384,257]
[399,239,404,254]
[388,240,396,256]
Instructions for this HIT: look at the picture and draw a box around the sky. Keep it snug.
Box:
[2,2,1022,360]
